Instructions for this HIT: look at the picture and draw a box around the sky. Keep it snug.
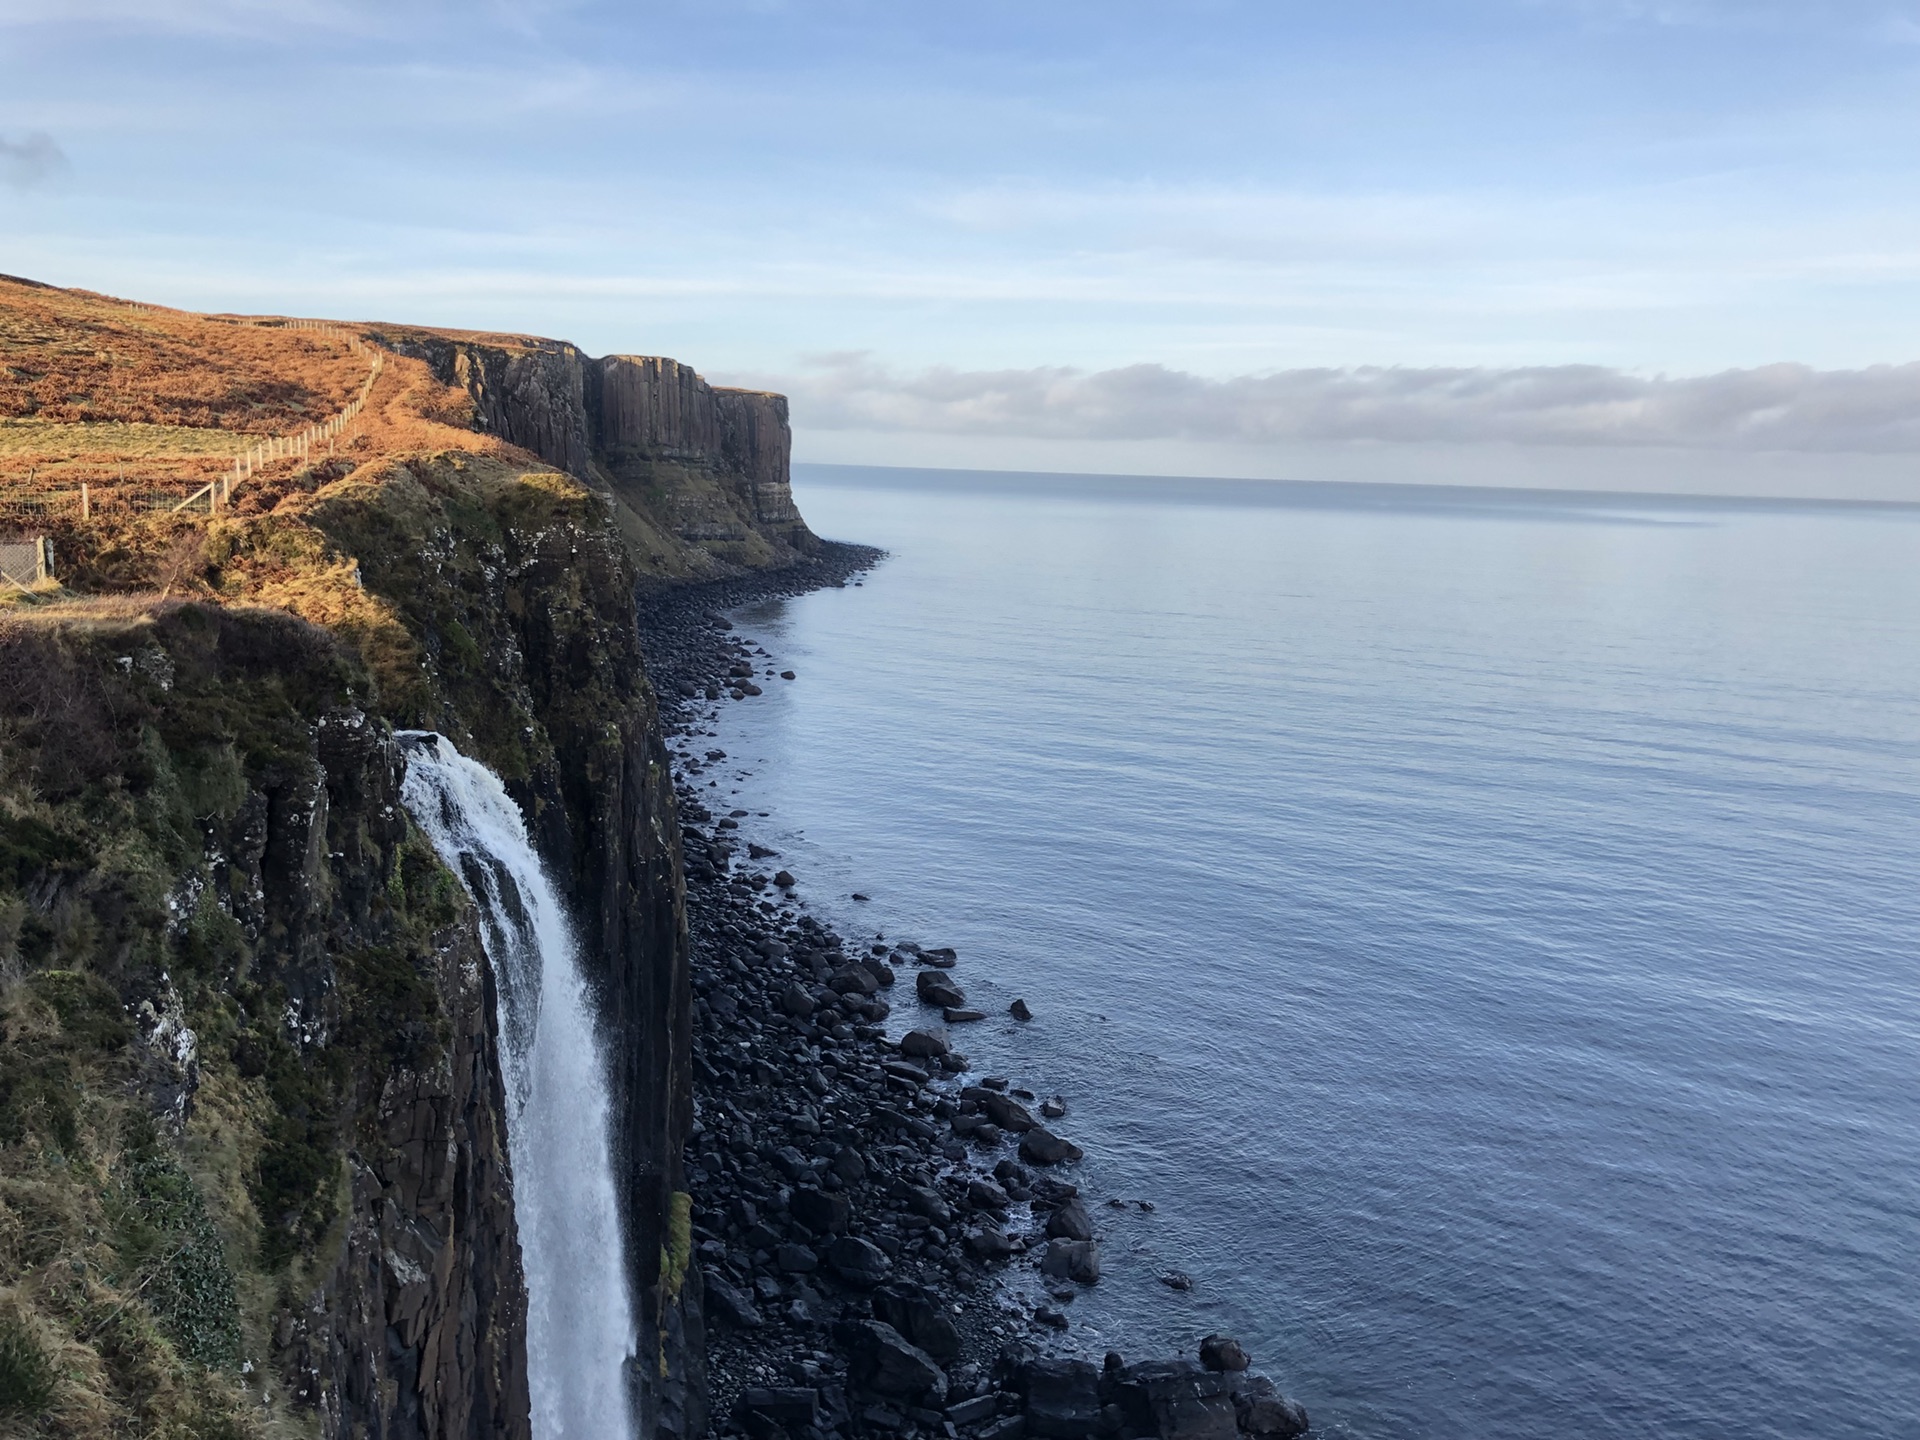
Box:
[6,0,1920,496]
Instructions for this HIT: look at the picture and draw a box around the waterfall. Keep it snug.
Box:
[399,732,637,1440]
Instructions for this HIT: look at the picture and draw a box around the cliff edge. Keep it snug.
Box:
[368,324,817,580]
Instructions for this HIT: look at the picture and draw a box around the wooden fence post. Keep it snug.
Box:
[81,483,90,520]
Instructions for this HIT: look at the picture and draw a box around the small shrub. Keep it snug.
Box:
[340,944,445,1072]
[111,1117,243,1370]
[244,1012,344,1270]
[0,810,87,889]
[0,1312,57,1419]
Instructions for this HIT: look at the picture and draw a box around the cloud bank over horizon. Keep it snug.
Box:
[767,355,1920,455]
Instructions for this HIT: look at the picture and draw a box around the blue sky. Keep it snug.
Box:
[7,1,1920,493]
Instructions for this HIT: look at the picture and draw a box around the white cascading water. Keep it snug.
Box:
[399,732,637,1440]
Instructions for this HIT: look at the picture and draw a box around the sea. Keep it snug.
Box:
[702,463,1920,1440]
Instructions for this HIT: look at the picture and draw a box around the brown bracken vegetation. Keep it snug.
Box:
[0,276,367,431]
[0,275,516,520]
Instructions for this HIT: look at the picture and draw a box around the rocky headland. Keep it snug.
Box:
[0,275,1309,1440]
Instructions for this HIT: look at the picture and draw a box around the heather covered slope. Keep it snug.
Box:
[0,275,816,583]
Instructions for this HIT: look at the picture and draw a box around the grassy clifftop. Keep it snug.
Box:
[0,274,816,587]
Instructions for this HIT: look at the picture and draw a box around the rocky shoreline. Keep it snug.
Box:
[636,545,1312,1440]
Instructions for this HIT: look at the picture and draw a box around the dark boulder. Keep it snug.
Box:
[1009,998,1033,1021]
[776,1242,819,1273]
[737,1387,821,1429]
[966,1227,1017,1260]
[1019,1128,1085,1167]
[900,1029,951,1059]
[836,1319,948,1402]
[967,1178,1012,1212]
[1016,1358,1103,1439]
[780,983,816,1017]
[705,1270,763,1328]
[827,1235,893,1287]
[947,1395,1000,1427]
[883,1059,932,1086]
[769,1145,812,1181]
[872,1283,963,1362]
[1039,1239,1101,1284]
[900,1184,953,1224]
[1110,1361,1238,1440]
[1232,1377,1309,1438]
[982,1093,1037,1133]
[791,1187,851,1235]
[1198,1335,1250,1374]
[917,972,967,1008]
[830,966,881,996]
[1044,1198,1093,1242]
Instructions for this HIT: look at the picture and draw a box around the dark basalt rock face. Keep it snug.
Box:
[371,326,818,579]
[0,605,530,1438]
[307,455,706,1438]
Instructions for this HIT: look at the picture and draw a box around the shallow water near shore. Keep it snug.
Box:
[703,464,1920,1440]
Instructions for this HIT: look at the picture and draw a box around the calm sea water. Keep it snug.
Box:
[706,464,1920,1440]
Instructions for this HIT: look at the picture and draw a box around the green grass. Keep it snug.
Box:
[0,420,256,459]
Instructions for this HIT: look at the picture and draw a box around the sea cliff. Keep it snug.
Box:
[0,277,787,1437]
[369,325,814,579]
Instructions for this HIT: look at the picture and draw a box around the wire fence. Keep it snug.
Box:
[0,320,385,528]
[0,537,52,595]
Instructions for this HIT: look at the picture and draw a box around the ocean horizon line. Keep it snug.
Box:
[793,460,1920,518]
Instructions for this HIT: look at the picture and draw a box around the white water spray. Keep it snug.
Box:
[399,732,637,1440]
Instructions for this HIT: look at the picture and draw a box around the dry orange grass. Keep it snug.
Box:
[0,275,520,515]
[0,275,365,431]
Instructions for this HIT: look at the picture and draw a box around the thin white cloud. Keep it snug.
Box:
[0,0,387,37]
[0,130,67,188]
[768,354,1920,453]
[1525,0,1904,31]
